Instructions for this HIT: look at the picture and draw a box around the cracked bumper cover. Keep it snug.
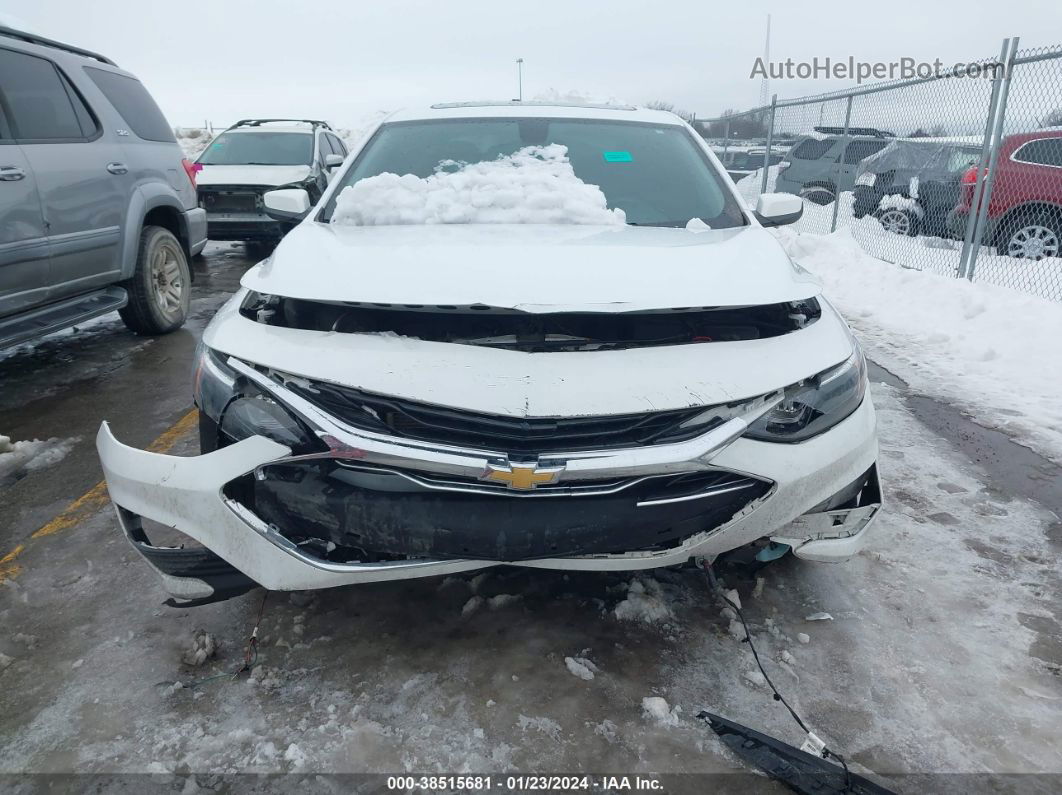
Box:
[95,395,880,596]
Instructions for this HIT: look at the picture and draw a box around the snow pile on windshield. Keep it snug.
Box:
[331,144,626,227]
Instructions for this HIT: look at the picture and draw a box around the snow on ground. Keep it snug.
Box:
[775,224,1062,464]
[0,435,78,486]
[0,312,150,376]
[666,382,1062,777]
[612,577,675,624]
[1,382,1059,783]
[175,128,211,159]
[331,144,626,227]
[739,175,1062,302]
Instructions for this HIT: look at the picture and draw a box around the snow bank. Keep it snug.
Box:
[877,194,922,214]
[641,696,681,727]
[563,656,598,681]
[175,128,211,159]
[0,435,77,484]
[331,144,626,227]
[776,226,1062,462]
[613,577,673,624]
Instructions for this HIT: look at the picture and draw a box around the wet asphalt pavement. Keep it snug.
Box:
[0,243,1060,791]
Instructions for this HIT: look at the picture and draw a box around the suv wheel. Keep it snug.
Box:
[1002,210,1060,260]
[876,208,919,237]
[799,184,836,205]
[119,226,191,335]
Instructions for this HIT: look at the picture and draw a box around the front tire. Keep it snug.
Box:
[875,207,920,237]
[118,226,191,335]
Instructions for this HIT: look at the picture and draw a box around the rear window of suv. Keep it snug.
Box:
[1013,138,1062,167]
[84,67,175,142]
[791,138,834,160]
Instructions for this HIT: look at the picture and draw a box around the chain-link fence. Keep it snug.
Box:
[697,38,1062,302]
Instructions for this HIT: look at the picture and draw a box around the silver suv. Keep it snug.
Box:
[775,126,893,205]
[0,26,206,348]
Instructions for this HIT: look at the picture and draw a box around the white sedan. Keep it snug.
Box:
[97,102,879,605]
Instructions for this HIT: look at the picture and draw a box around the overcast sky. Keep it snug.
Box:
[10,0,1062,129]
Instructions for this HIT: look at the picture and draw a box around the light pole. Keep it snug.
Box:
[516,58,523,101]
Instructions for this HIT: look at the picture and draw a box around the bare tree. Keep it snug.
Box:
[1041,108,1062,128]
[645,100,694,123]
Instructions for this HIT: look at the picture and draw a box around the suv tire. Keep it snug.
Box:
[1000,208,1061,260]
[118,226,191,335]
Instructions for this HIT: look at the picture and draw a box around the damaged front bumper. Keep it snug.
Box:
[96,390,880,601]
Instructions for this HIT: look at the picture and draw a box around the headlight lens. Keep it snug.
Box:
[219,396,314,449]
[745,347,867,443]
[192,343,323,453]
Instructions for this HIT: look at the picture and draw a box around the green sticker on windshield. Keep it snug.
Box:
[603,150,632,162]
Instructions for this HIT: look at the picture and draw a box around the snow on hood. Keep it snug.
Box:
[196,164,312,187]
[243,222,821,312]
[331,145,626,227]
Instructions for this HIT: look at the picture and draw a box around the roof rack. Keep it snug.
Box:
[430,100,638,111]
[0,25,116,65]
[228,119,333,131]
[813,125,894,138]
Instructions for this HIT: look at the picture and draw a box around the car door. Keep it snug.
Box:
[0,102,50,318]
[0,47,130,301]
[836,139,889,193]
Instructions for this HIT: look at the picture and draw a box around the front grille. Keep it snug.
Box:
[199,185,269,214]
[241,461,772,562]
[288,380,722,454]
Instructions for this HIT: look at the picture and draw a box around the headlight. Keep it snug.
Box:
[192,343,324,453]
[745,347,867,443]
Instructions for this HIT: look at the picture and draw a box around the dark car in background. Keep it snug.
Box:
[852,138,982,238]
[0,26,203,349]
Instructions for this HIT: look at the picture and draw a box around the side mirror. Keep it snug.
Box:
[325,153,345,170]
[263,188,311,223]
[754,193,804,227]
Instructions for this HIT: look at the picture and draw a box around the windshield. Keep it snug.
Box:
[198,131,314,166]
[323,118,747,228]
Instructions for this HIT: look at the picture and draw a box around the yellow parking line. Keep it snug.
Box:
[0,544,25,583]
[0,408,199,583]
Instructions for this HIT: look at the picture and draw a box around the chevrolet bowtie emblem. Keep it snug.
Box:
[482,461,565,490]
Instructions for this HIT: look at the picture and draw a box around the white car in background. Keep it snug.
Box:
[195,118,348,244]
[98,102,880,606]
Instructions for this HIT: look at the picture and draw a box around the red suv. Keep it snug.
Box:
[950,130,1062,260]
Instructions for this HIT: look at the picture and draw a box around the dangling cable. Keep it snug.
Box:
[703,561,852,791]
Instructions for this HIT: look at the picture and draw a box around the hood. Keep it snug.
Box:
[242,222,820,312]
[197,164,312,188]
[204,292,853,417]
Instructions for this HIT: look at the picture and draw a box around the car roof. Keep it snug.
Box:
[1003,129,1062,145]
[0,24,116,66]
[224,125,316,135]
[385,102,688,126]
